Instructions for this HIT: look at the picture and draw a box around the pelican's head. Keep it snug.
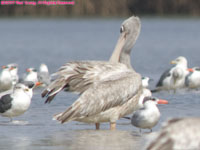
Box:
[110,16,141,67]
[119,16,141,54]
[170,56,188,68]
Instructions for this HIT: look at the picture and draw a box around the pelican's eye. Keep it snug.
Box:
[120,26,124,33]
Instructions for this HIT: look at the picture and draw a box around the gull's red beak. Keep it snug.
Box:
[9,67,14,70]
[187,68,194,72]
[2,65,6,69]
[26,68,31,72]
[35,82,42,86]
[157,99,169,104]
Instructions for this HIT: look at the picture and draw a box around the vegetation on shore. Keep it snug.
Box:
[0,0,200,17]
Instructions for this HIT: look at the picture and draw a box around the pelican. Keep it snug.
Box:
[153,56,190,92]
[42,16,142,130]
[147,117,200,150]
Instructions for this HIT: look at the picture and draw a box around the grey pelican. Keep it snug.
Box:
[38,63,51,87]
[147,117,200,150]
[0,81,34,122]
[185,67,200,89]
[42,16,142,130]
[0,66,13,92]
[153,56,190,92]
[131,97,168,133]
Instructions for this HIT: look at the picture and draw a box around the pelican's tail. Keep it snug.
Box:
[53,112,63,121]
[53,101,81,123]
[41,62,95,104]
[151,88,159,93]
[42,76,68,103]
[122,116,131,120]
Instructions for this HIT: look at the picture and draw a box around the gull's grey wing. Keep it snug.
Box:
[0,94,12,113]
[185,72,192,87]
[0,89,13,99]
[156,68,171,87]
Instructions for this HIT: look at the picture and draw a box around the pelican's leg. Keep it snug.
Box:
[139,128,142,133]
[150,129,152,132]
[95,123,100,130]
[9,117,13,122]
[110,122,116,130]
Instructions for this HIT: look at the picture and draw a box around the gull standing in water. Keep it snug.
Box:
[24,68,39,84]
[131,97,168,133]
[38,63,51,87]
[42,16,142,130]
[0,66,13,92]
[123,78,168,132]
[185,67,200,89]
[153,56,190,92]
[7,63,19,86]
[141,77,152,88]
[147,117,200,150]
[0,81,35,122]
[137,77,152,109]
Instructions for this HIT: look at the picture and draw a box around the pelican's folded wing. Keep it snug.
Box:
[54,70,142,123]
[42,61,131,103]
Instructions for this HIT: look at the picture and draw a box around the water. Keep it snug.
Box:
[0,17,200,150]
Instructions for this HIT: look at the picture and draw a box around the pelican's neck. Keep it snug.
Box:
[119,51,132,69]
[109,32,132,69]
[109,35,125,63]
[110,46,132,69]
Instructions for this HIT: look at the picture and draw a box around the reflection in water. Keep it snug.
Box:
[0,136,31,150]
[34,130,143,150]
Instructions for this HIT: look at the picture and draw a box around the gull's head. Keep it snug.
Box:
[143,96,168,107]
[14,81,35,98]
[39,63,49,73]
[170,56,188,68]
[26,68,37,73]
[142,76,153,88]
[7,63,18,74]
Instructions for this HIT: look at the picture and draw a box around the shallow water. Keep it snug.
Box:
[0,17,200,150]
